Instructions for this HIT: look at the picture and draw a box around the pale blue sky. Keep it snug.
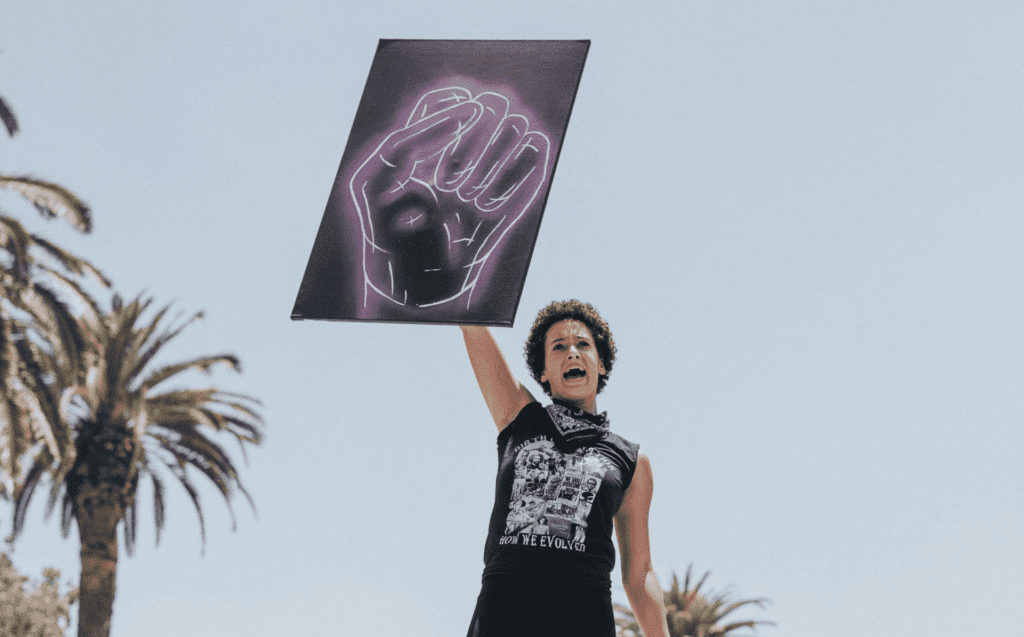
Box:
[3,2,1023,635]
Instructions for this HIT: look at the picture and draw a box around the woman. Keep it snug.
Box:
[461,300,670,637]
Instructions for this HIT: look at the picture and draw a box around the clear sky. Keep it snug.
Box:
[3,2,1023,635]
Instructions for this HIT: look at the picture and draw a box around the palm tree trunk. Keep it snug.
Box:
[75,484,122,637]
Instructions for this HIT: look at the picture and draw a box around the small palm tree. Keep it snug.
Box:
[615,564,774,637]
[8,292,264,637]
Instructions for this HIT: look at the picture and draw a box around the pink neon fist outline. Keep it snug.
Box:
[349,87,551,310]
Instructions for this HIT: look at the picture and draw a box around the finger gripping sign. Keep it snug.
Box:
[292,40,590,326]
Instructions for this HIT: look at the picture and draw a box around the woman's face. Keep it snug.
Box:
[540,319,606,409]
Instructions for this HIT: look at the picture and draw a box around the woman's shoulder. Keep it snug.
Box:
[602,429,640,466]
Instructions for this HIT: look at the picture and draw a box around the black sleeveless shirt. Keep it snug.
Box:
[481,401,640,585]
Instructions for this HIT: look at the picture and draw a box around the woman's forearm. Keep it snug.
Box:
[625,568,670,637]
[460,325,532,429]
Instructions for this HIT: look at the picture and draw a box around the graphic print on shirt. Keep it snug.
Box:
[500,438,613,552]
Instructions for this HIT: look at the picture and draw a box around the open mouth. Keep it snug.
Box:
[563,368,586,380]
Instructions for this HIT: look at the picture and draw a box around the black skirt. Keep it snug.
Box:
[466,575,615,637]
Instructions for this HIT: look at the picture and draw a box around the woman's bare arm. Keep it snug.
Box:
[460,325,535,432]
[614,453,670,637]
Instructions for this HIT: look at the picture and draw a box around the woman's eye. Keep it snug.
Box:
[552,344,564,351]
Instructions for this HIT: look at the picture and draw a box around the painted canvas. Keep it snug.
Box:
[291,39,589,325]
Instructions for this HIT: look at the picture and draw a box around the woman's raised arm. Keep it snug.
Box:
[460,325,535,432]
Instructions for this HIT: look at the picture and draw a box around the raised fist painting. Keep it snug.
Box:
[352,87,549,310]
[292,40,590,325]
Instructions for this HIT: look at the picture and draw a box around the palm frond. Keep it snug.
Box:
[1,214,34,280]
[43,462,69,521]
[37,267,105,335]
[9,452,47,540]
[31,235,110,286]
[18,280,87,383]
[207,410,263,445]
[149,469,166,544]
[159,458,207,553]
[140,354,241,393]
[718,597,771,620]
[0,313,67,504]
[0,393,26,501]
[0,175,91,233]
[175,454,239,531]
[1,316,27,483]
[147,392,263,448]
[123,497,138,556]
[7,332,62,461]
[208,391,263,421]
[58,491,73,538]
[129,307,206,386]
[0,93,17,137]
[100,296,148,395]
[718,618,775,634]
[154,428,241,499]
[123,304,173,384]
[31,267,106,370]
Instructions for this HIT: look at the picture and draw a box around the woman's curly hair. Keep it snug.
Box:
[524,300,616,396]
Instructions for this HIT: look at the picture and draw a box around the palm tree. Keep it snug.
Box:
[2,90,108,510]
[8,292,264,637]
[614,564,774,637]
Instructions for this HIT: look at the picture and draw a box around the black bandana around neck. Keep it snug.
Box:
[545,399,610,450]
